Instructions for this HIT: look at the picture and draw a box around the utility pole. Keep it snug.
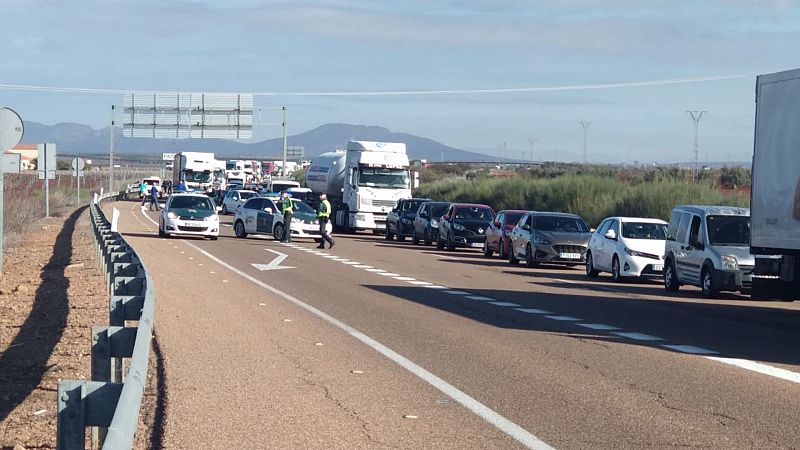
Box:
[580,121,591,164]
[527,138,537,165]
[686,110,706,181]
[281,107,288,178]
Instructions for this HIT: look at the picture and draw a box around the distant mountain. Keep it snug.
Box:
[19,122,503,162]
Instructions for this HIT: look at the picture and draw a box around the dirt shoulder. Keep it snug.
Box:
[0,206,157,449]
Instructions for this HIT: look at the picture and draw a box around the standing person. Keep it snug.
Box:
[316,193,335,249]
[139,182,148,206]
[149,184,160,211]
[278,191,294,243]
[164,178,172,195]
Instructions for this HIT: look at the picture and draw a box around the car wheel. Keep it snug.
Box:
[498,238,507,259]
[525,244,537,268]
[158,220,166,238]
[222,204,228,215]
[385,226,394,241]
[447,234,456,251]
[585,251,599,277]
[664,259,679,292]
[508,243,520,265]
[611,256,622,282]
[483,239,493,258]
[273,223,285,241]
[397,233,406,242]
[412,232,419,245]
[424,230,432,246]
[701,266,718,298]
[234,220,247,238]
[436,234,444,250]
[210,235,218,241]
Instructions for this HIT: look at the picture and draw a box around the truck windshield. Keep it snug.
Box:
[357,168,409,188]
[706,215,750,246]
[188,172,212,183]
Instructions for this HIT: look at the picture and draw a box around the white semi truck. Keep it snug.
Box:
[306,141,417,233]
[750,68,800,300]
[173,152,217,194]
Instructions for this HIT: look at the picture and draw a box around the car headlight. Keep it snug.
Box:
[291,218,302,224]
[430,219,439,227]
[533,237,551,245]
[453,223,466,231]
[625,247,645,257]
[721,255,739,270]
[401,218,412,225]
[167,212,177,219]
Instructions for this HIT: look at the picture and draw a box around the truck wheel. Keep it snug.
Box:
[273,223,285,241]
[664,260,679,292]
[701,266,718,299]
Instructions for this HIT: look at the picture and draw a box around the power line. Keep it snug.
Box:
[0,74,750,97]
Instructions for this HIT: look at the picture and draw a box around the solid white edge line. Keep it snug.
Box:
[182,242,554,449]
[138,209,552,448]
[489,302,522,307]
[611,332,663,341]
[544,316,581,321]
[705,357,800,384]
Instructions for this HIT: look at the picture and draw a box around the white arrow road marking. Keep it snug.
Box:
[251,249,295,271]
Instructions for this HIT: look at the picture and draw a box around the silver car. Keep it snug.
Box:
[663,205,752,298]
[508,211,592,268]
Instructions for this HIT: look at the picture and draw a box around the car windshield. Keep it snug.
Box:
[292,200,315,214]
[622,222,667,240]
[143,179,160,186]
[455,207,494,220]
[706,215,750,246]
[403,199,427,212]
[170,196,213,210]
[430,204,449,218]
[505,212,524,225]
[357,168,410,188]
[534,215,589,232]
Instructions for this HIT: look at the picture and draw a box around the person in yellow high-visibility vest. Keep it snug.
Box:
[278,191,294,242]
[316,194,335,249]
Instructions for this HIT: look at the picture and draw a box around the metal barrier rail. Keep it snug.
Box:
[56,192,155,450]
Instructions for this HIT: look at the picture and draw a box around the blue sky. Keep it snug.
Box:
[2,0,799,162]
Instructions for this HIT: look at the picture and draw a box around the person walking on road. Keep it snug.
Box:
[316,193,335,249]
[279,191,294,243]
[140,182,148,206]
[149,184,160,211]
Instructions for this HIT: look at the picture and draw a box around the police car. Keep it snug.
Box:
[233,197,320,241]
[158,193,220,240]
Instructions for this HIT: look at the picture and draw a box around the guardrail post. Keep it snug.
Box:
[57,381,86,450]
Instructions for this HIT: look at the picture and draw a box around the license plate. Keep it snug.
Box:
[183,221,203,228]
[653,264,663,271]
[470,243,484,248]
[559,253,581,259]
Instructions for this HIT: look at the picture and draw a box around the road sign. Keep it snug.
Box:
[37,143,56,179]
[2,152,20,173]
[162,152,175,161]
[0,107,24,151]
[72,157,85,171]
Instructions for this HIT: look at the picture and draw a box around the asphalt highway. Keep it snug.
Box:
[109,199,800,449]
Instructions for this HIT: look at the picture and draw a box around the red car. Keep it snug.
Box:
[483,209,528,259]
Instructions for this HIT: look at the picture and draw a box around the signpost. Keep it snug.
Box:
[38,143,56,217]
[0,107,24,275]
[72,157,85,203]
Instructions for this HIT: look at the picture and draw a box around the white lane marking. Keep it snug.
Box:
[365,268,385,272]
[465,295,494,301]
[394,276,417,281]
[343,261,361,265]
[323,255,338,259]
[408,281,432,286]
[577,323,620,331]
[175,241,554,450]
[555,278,622,293]
[515,308,552,314]
[424,285,448,289]
[444,290,470,295]
[379,272,400,277]
[662,345,718,355]
[331,258,349,261]
[354,265,373,269]
[545,315,581,321]
[706,357,800,384]
[435,254,460,260]
[612,332,663,341]
[489,302,522,307]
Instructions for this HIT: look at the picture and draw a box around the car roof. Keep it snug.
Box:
[170,192,209,197]
[528,211,582,218]
[234,189,257,194]
[498,209,528,214]
[452,203,493,209]
[673,205,750,217]
[605,216,668,224]
[421,201,451,206]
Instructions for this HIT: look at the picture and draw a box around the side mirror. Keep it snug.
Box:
[605,229,617,240]
[265,207,273,213]
[215,206,222,212]
[442,215,450,221]
[521,224,531,231]
[413,171,420,189]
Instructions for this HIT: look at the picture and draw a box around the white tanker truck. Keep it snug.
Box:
[305,141,417,233]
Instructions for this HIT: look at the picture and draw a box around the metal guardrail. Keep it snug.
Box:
[56,191,155,450]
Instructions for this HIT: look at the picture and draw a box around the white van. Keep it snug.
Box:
[140,177,163,199]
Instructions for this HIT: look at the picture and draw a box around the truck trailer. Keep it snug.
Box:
[750,68,800,300]
[306,141,417,233]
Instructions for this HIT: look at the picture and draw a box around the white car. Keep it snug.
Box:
[159,193,220,240]
[233,197,320,241]
[220,189,258,215]
[585,216,668,281]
